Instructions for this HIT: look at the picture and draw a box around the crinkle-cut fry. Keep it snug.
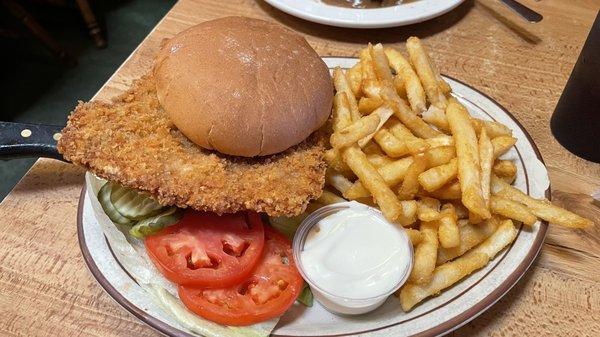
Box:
[492,136,517,159]
[406,36,447,109]
[344,157,413,199]
[422,105,450,133]
[332,92,354,132]
[408,220,439,284]
[318,189,347,205]
[324,148,353,176]
[346,62,363,98]
[385,47,427,113]
[366,153,394,168]
[427,180,462,200]
[358,105,395,147]
[330,112,380,149]
[479,128,494,208]
[400,219,517,311]
[446,99,491,219]
[333,67,362,121]
[418,158,458,192]
[358,97,384,115]
[426,135,454,148]
[437,216,501,264]
[438,203,460,248]
[491,176,593,228]
[417,197,441,221]
[393,75,407,99]
[471,118,512,138]
[374,128,409,158]
[490,195,537,226]
[405,228,423,246]
[398,154,429,200]
[400,252,489,311]
[493,160,517,183]
[342,146,403,221]
[325,170,353,194]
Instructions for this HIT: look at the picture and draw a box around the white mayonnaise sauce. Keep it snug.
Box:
[298,202,412,314]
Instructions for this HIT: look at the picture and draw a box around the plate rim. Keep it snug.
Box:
[76,57,549,337]
[263,0,466,28]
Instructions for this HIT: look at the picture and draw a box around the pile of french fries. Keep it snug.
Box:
[317,37,593,311]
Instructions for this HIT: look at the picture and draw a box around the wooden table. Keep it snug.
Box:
[1,1,599,336]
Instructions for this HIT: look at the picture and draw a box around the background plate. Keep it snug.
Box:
[78,57,549,337]
[263,0,466,28]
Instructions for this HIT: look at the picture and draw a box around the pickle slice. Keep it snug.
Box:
[110,183,166,220]
[98,183,135,226]
[129,207,183,238]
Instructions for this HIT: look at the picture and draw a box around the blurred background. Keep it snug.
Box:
[0,0,176,200]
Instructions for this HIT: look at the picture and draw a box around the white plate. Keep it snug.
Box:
[263,0,466,28]
[77,57,549,337]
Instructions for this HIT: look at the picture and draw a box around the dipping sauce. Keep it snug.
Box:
[293,202,412,314]
[322,0,402,9]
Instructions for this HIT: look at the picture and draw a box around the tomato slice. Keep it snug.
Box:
[145,210,264,288]
[178,227,303,326]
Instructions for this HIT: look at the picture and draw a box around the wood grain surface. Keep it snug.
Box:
[1,0,599,336]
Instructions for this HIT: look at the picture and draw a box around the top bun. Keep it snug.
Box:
[154,16,333,157]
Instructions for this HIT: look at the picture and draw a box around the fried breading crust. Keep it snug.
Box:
[58,74,327,216]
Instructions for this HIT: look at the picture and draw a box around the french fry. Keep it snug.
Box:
[385,47,427,113]
[357,105,395,147]
[366,153,394,168]
[362,140,383,155]
[493,160,517,183]
[428,181,461,200]
[437,216,502,264]
[346,62,363,98]
[374,128,409,158]
[342,146,403,221]
[406,228,423,246]
[389,99,442,139]
[492,136,517,159]
[387,119,430,154]
[398,200,418,226]
[406,37,447,109]
[408,221,438,284]
[490,195,537,226]
[479,128,494,208]
[471,118,512,138]
[324,148,353,176]
[451,201,470,219]
[446,99,491,219]
[318,189,347,205]
[325,170,353,194]
[422,105,450,133]
[362,80,382,99]
[438,203,460,248]
[393,75,407,98]
[358,97,384,115]
[417,197,441,221]
[360,48,378,83]
[369,43,395,86]
[424,146,456,166]
[398,154,429,200]
[330,113,380,149]
[491,176,593,228]
[344,157,413,199]
[426,135,454,148]
[418,158,458,192]
[333,67,362,121]
[332,92,353,132]
[401,220,517,311]
[400,252,488,311]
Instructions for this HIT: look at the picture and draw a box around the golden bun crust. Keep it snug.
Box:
[154,16,333,157]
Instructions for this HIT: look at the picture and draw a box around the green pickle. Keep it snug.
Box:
[98,183,135,226]
[129,207,183,239]
[110,183,166,220]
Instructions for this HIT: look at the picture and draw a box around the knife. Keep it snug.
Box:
[500,0,543,23]
[0,121,66,161]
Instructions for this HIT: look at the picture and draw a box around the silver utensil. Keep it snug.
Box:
[500,0,543,23]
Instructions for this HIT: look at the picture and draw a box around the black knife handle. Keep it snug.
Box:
[0,122,65,161]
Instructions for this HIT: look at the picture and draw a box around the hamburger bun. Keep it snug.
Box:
[154,16,333,157]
